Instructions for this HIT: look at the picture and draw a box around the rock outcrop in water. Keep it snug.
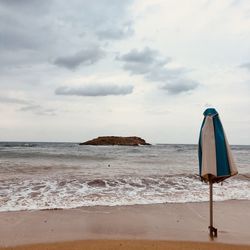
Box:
[80,136,150,146]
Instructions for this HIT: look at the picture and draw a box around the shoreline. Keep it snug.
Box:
[0,200,249,248]
[1,199,249,213]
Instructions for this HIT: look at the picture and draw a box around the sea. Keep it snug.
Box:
[0,142,249,212]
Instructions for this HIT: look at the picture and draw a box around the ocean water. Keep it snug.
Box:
[0,142,249,212]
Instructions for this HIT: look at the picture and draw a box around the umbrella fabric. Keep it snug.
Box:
[198,108,238,183]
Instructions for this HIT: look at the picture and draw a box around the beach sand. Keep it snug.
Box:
[1,240,250,250]
[0,201,249,249]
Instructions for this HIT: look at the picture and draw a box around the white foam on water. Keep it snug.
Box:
[0,175,249,212]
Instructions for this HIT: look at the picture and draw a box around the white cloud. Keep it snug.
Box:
[55,84,133,96]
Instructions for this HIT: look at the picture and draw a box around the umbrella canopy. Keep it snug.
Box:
[198,108,238,238]
[198,108,238,183]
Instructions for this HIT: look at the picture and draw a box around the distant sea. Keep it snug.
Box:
[0,142,249,212]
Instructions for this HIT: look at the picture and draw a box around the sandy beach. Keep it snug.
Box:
[0,200,249,249]
[1,240,250,250]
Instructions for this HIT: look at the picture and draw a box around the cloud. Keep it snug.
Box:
[161,79,199,95]
[53,47,105,70]
[117,47,169,75]
[55,84,133,96]
[117,47,183,79]
[240,62,250,70]
[0,0,52,52]
[19,104,56,116]
[0,94,57,116]
[118,47,199,94]
[96,22,134,40]
[146,67,186,82]
[0,93,56,115]
[0,0,50,11]
[0,96,29,104]
[118,47,159,64]
[0,0,133,69]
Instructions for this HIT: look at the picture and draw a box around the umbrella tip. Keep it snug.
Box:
[203,108,218,117]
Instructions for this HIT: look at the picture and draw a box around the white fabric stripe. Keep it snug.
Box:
[223,128,238,176]
[201,116,217,178]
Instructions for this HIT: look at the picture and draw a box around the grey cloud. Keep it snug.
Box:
[146,67,186,82]
[19,104,40,111]
[54,47,105,70]
[0,0,133,70]
[0,0,50,11]
[0,93,56,116]
[118,47,199,95]
[96,22,134,40]
[118,47,159,64]
[19,104,56,116]
[1,29,36,51]
[0,0,52,52]
[117,47,169,75]
[0,96,29,104]
[161,79,199,95]
[55,84,133,96]
[240,62,250,70]
[93,1,134,40]
[0,20,47,51]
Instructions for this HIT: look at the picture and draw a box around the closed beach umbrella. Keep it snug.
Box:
[198,108,238,238]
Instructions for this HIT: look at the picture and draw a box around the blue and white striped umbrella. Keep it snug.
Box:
[198,108,238,183]
[198,108,238,238]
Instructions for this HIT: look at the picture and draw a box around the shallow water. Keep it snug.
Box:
[0,142,249,211]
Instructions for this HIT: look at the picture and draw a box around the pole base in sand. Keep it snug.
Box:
[209,226,217,238]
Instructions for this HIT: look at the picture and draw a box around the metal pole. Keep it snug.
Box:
[209,181,213,237]
[209,179,217,238]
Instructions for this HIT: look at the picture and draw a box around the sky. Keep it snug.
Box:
[0,0,250,144]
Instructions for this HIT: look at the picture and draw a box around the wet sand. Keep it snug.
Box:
[0,201,249,249]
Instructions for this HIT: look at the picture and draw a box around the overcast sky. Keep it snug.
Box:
[0,0,249,144]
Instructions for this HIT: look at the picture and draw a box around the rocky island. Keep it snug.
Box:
[79,136,150,146]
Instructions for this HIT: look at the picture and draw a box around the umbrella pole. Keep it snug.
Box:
[209,180,217,238]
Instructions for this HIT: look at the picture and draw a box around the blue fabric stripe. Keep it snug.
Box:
[203,108,218,116]
[213,115,230,177]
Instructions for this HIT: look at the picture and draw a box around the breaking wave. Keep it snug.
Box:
[0,174,249,212]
